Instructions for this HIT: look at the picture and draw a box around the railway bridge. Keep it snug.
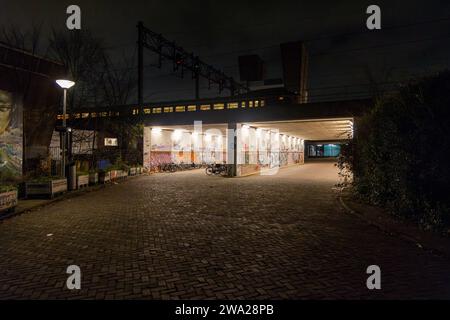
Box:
[58,95,371,176]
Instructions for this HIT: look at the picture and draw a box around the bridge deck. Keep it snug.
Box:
[59,97,372,128]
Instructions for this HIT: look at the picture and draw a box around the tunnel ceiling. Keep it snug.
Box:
[146,118,353,141]
[248,119,353,141]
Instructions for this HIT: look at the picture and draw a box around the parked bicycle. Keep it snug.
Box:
[151,161,205,173]
[161,162,178,172]
[205,162,228,176]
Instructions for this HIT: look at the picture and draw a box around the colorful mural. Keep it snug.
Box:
[0,90,23,180]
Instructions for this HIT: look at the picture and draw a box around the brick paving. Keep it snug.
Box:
[1,162,450,299]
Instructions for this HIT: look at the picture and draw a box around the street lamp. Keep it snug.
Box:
[56,79,75,178]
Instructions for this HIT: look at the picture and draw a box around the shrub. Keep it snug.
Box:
[338,71,450,232]
[0,185,17,193]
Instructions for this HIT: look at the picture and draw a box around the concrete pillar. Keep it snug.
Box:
[227,123,238,177]
[352,116,360,140]
[143,126,151,169]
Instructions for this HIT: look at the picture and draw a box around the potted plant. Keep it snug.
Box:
[25,176,67,199]
[119,163,129,179]
[0,185,18,213]
[109,166,118,181]
[129,166,137,176]
[89,169,99,185]
[77,171,89,189]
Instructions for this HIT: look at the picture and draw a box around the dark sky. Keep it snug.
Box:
[2,0,450,102]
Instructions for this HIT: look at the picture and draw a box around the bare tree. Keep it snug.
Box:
[48,28,138,166]
[2,25,139,169]
[100,53,136,106]
[0,22,44,55]
[48,29,106,110]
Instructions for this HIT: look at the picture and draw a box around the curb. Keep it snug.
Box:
[0,175,146,222]
[338,195,450,260]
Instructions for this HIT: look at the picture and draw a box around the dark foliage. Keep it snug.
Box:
[338,71,450,231]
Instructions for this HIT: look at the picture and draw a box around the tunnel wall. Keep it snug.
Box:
[143,127,226,169]
[237,126,304,176]
[143,125,304,176]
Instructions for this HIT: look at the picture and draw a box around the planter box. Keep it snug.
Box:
[77,175,89,189]
[89,172,98,185]
[109,170,118,181]
[119,170,128,179]
[0,190,18,213]
[99,171,111,184]
[26,179,67,199]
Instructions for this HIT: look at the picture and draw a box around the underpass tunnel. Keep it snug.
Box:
[142,118,353,176]
[237,118,353,176]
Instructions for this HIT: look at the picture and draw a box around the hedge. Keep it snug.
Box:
[338,71,450,232]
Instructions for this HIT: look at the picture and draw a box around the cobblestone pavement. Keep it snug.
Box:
[1,162,450,300]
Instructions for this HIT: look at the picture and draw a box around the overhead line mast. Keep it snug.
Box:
[137,21,249,111]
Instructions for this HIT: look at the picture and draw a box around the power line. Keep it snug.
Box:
[144,15,450,45]
[106,33,450,75]
[312,33,450,57]
[99,19,450,101]
[144,65,449,101]
[149,16,450,59]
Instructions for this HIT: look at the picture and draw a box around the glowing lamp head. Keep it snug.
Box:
[56,79,75,89]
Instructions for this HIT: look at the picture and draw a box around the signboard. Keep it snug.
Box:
[104,138,118,147]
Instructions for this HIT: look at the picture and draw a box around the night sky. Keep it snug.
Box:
[2,0,450,102]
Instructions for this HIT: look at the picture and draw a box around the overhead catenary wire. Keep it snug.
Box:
[99,16,450,102]
[103,15,450,53]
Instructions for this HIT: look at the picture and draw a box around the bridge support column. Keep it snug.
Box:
[227,123,240,177]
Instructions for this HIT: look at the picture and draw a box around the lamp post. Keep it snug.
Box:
[56,79,75,178]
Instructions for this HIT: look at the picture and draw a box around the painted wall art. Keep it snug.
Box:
[0,90,23,180]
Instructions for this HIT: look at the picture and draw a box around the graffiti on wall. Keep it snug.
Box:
[0,90,23,180]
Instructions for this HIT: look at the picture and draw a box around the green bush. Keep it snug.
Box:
[339,71,450,231]
[0,185,17,193]
[28,176,64,183]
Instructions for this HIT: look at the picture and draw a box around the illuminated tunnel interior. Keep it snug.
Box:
[143,118,353,176]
